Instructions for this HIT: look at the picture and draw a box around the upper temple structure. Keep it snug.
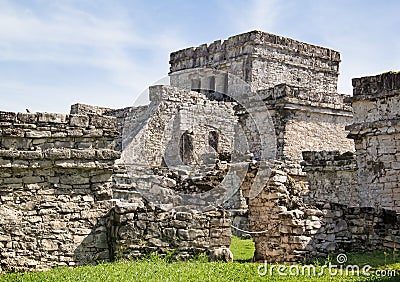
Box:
[169,30,340,94]
[0,30,399,271]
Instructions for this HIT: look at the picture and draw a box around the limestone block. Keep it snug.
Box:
[60,174,89,185]
[91,173,112,183]
[162,228,176,238]
[17,113,37,123]
[20,151,43,159]
[67,129,84,137]
[37,113,67,124]
[210,218,230,227]
[69,115,89,127]
[70,149,96,159]
[44,148,71,159]
[0,111,16,122]
[25,131,51,138]
[89,115,115,129]
[176,212,193,221]
[334,220,348,233]
[22,176,43,184]
[41,239,59,251]
[96,149,121,160]
[83,129,103,137]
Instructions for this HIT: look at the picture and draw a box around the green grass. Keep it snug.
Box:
[230,235,255,262]
[1,237,399,282]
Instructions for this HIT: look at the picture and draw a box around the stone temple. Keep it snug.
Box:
[1,30,400,271]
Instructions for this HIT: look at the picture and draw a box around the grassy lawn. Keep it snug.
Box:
[229,234,255,262]
[1,236,399,281]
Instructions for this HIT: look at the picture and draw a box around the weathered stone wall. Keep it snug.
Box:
[2,30,399,271]
[302,151,359,206]
[70,103,144,152]
[169,34,350,164]
[0,109,234,272]
[283,112,353,162]
[261,84,354,162]
[170,30,340,93]
[108,201,231,260]
[248,161,324,262]
[0,111,120,271]
[346,72,400,211]
[121,85,237,167]
[249,161,400,262]
[306,203,400,257]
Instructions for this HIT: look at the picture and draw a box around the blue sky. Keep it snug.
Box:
[0,0,399,113]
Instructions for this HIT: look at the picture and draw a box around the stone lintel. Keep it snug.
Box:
[266,102,352,117]
[346,118,400,138]
[301,150,355,172]
[260,84,352,113]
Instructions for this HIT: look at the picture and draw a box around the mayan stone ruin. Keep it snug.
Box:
[1,30,399,271]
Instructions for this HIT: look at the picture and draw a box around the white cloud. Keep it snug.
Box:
[0,0,397,114]
[0,1,187,112]
[222,0,281,32]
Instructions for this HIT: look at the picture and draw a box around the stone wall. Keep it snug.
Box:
[2,30,399,271]
[261,84,354,162]
[70,103,142,152]
[121,85,237,168]
[0,111,120,271]
[108,201,231,260]
[302,150,359,206]
[306,203,400,257]
[0,109,233,272]
[169,34,350,163]
[249,160,400,262]
[248,161,324,262]
[169,30,340,93]
[346,72,400,211]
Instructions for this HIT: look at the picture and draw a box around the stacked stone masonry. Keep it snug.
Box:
[347,72,400,211]
[109,202,231,260]
[0,110,232,271]
[170,30,340,94]
[121,85,237,167]
[1,30,400,271]
[302,150,359,206]
[0,111,120,271]
[260,83,354,162]
[250,160,400,262]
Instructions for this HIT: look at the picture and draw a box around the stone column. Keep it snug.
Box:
[215,74,227,94]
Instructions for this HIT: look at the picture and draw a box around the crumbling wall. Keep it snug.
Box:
[301,151,358,206]
[70,103,146,152]
[248,161,324,262]
[347,72,400,211]
[108,201,231,260]
[121,85,236,167]
[249,160,400,262]
[0,109,234,272]
[0,111,120,271]
[305,203,400,256]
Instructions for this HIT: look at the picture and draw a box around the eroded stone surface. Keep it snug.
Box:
[0,31,399,271]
